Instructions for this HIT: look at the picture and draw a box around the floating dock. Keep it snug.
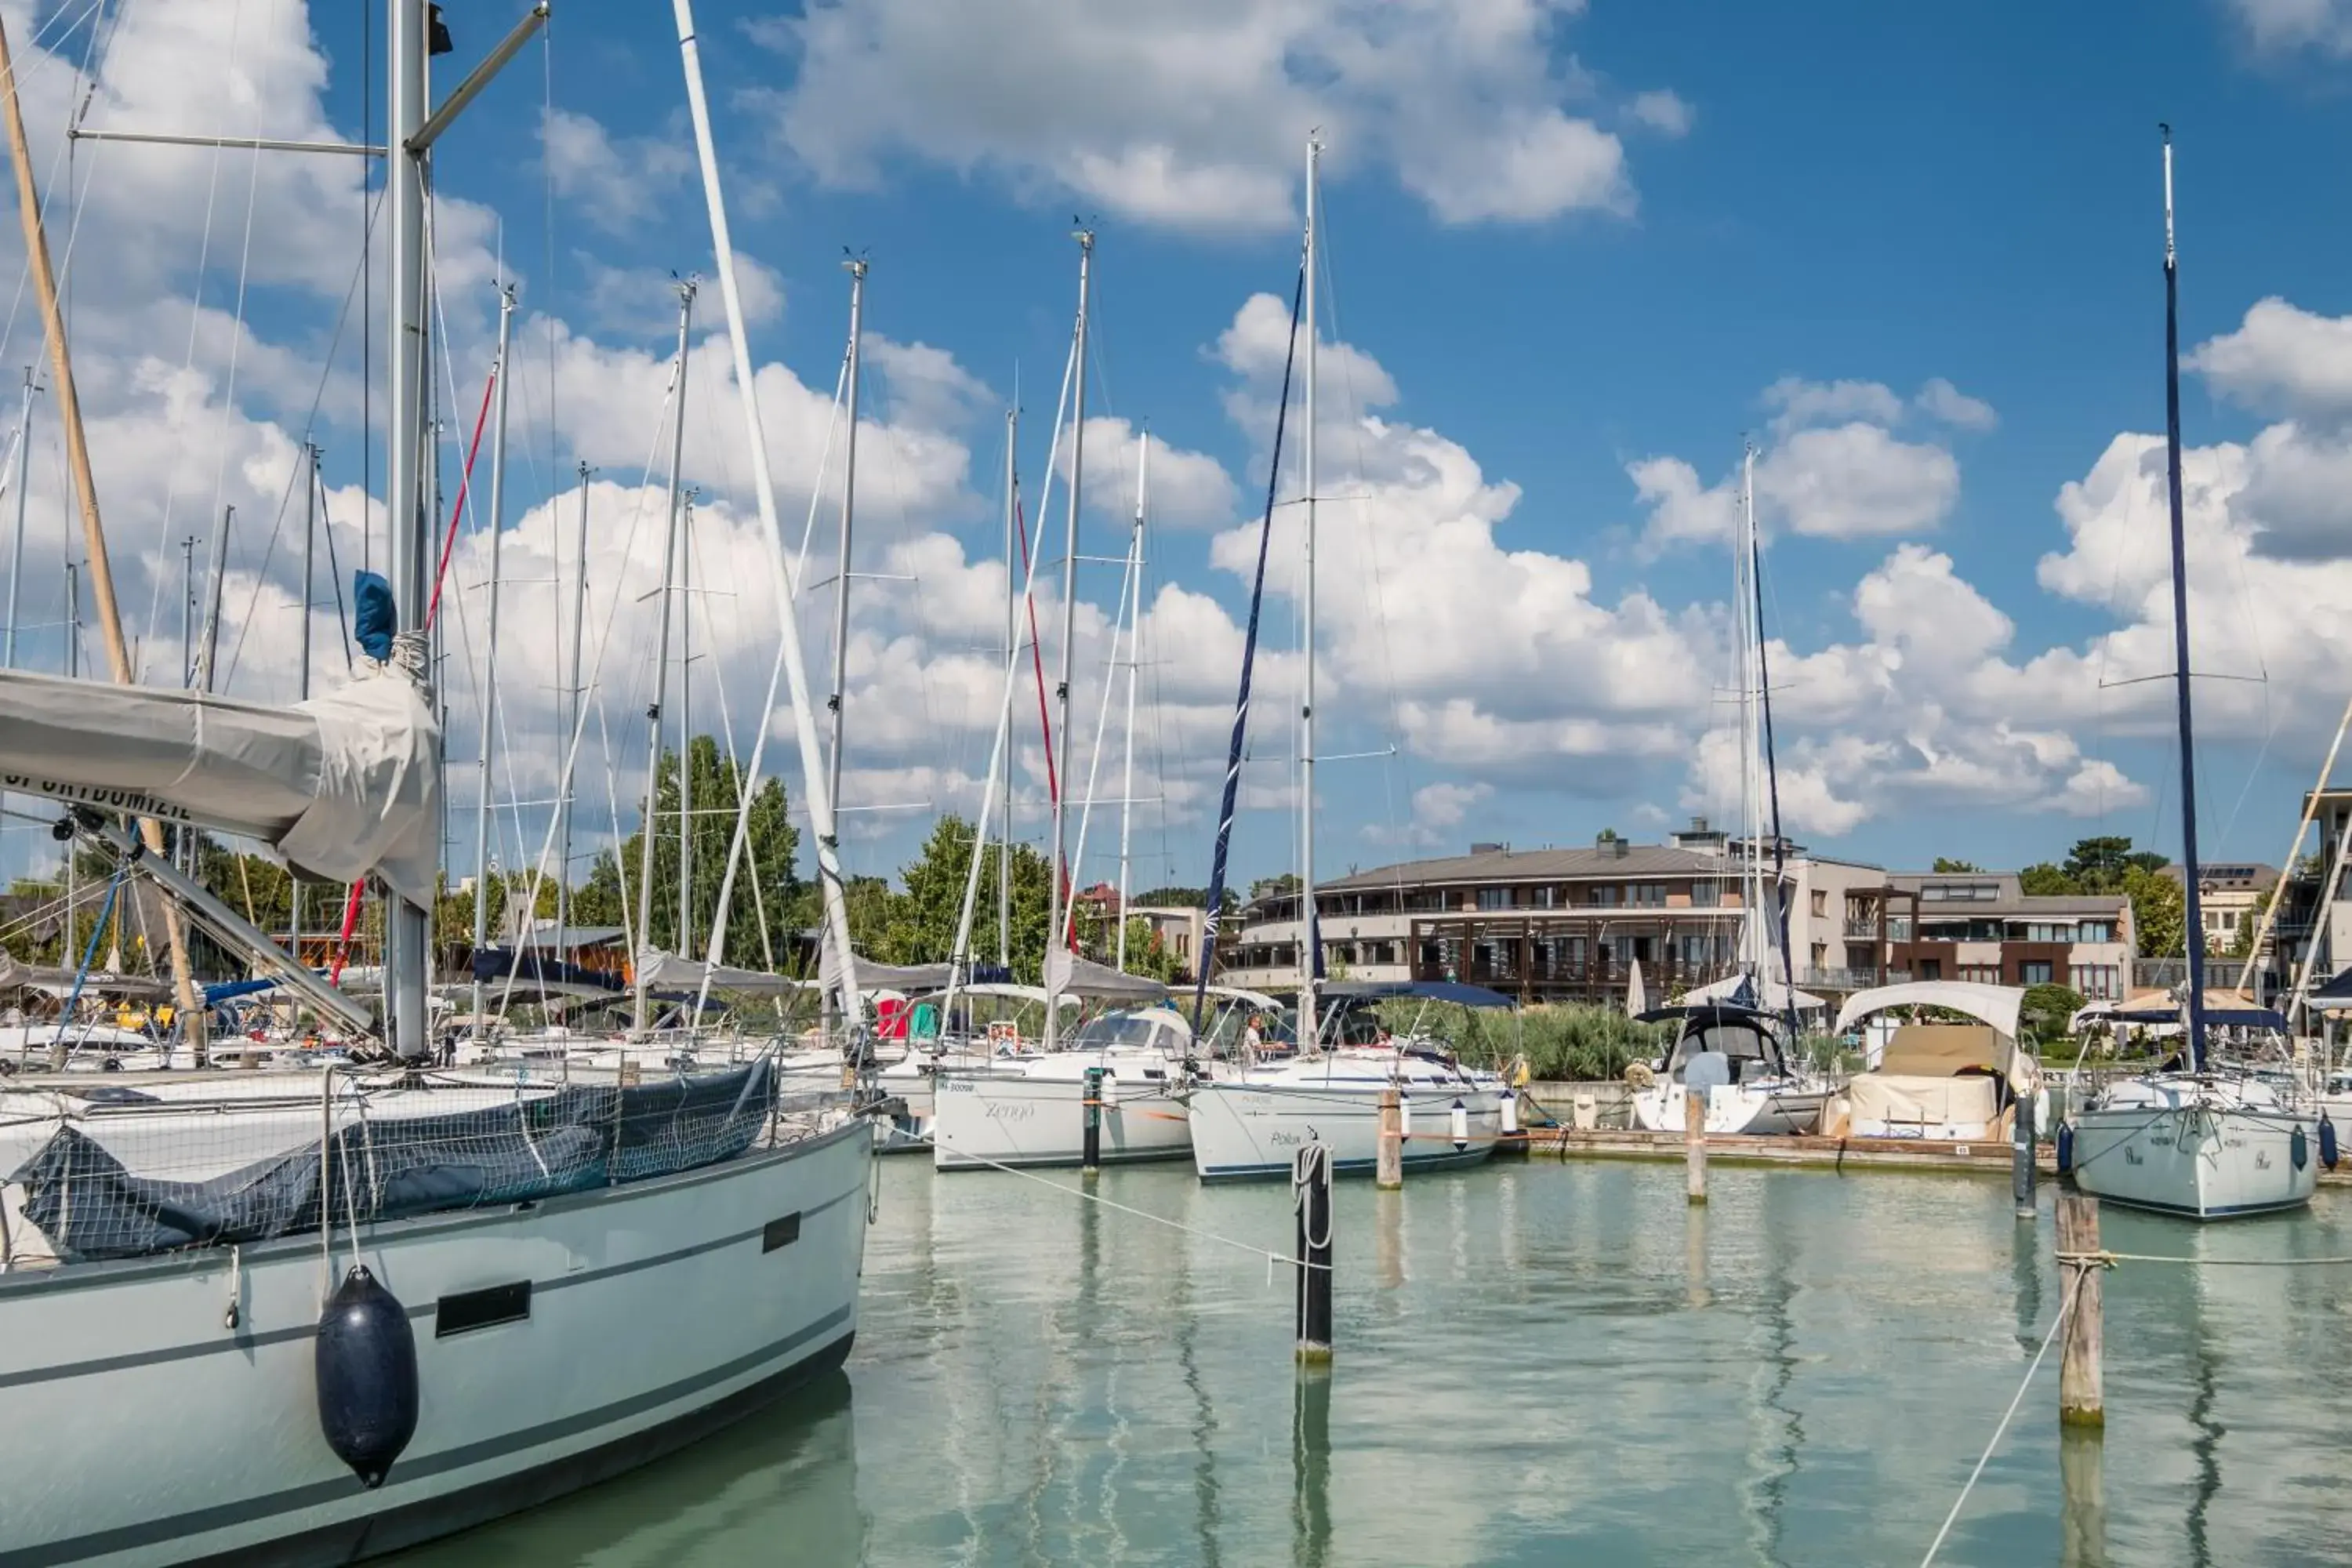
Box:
[1510,1126,2352,1185]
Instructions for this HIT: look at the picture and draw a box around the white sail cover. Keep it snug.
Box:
[1045,948,1169,1003]
[636,948,810,998]
[0,667,441,907]
[818,940,952,994]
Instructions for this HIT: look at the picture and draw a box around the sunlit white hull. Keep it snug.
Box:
[0,1123,869,1566]
[2071,1076,2318,1220]
[932,1067,1194,1171]
[1188,1076,1504,1181]
[1630,1079,1825,1136]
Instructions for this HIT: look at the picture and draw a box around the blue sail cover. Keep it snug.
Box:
[1189,255,1308,1023]
[352,571,396,662]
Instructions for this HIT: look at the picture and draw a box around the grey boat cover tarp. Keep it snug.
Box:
[0,665,441,907]
[637,948,811,999]
[9,1059,773,1261]
[1045,949,1170,1003]
[818,941,951,994]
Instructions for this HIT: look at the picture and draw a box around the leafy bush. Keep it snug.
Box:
[1375,1000,1671,1081]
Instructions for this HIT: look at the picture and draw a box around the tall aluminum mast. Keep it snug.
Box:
[469,289,514,1040]
[1298,136,1320,1051]
[1044,230,1091,1049]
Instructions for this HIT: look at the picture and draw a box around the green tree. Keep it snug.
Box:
[2063,836,2169,893]
[579,735,803,967]
[2124,863,2184,958]
[2019,982,2086,1047]
[1932,857,1984,873]
[1134,886,1207,908]
[2018,862,2077,895]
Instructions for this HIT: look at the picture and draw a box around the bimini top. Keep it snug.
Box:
[1320,979,1515,1009]
[2106,1002,2288,1031]
[1835,981,2024,1042]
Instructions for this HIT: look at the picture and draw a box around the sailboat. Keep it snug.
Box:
[1184,136,1507,1183]
[2067,129,2319,1221]
[1629,445,1827,1136]
[0,4,873,1562]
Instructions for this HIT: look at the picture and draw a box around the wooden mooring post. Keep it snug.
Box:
[2056,1192,2104,1428]
[1294,1142,1334,1363]
[2013,1092,2038,1218]
[1684,1087,1708,1205]
[1081,1066,1104,1178]
[1375,1086,1403,1190]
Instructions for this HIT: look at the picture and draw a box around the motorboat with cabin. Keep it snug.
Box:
[1824,980,2042,1141]
[1627,1002,1828,1136]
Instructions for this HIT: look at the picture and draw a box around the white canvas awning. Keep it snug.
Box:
[0,667,441,906]
[1836,980,2024,1042]
[1044,949,1169,1003]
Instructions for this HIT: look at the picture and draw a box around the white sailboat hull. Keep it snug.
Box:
[0,1122,869,1567]
[931,1069,1193,1171]
[1188,1080,1504,1181]
[1629,1079,1826,1136]
[2071,1082,2318,1220]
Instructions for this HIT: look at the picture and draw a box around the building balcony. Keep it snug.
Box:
[1841,919,1879,939]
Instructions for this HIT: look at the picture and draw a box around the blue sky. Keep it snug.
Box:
[9,0,2352,902]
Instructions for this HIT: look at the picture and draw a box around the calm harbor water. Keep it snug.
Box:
[397,1156,2352,1566]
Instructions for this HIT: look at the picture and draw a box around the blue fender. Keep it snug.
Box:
[315,1265,419,1489]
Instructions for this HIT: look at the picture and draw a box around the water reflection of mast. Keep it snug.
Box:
[2184,1259,2223,1568]
[1741,1185,1802,1567]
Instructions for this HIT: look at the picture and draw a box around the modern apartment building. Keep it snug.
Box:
[1214,821,1894,1007]
[1883,872,2134,1000]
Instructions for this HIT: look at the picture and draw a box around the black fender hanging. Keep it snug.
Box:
[315,1265,419,1490]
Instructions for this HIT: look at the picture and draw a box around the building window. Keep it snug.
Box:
[1629,884,1665,908]
[1960,964,2000,985]
[1918,958,1943,980]
[2078,921,2114,944]
[1591,885,1621,907]
[2020,960,2054,985]
[1534,886,1559,909]
[1476,887,1511,911]
[2071,964,2120,1000]
[1809,891,1828,917]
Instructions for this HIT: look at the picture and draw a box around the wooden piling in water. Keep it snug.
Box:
[1684,1088,1707,1205]
[2013,1093,2038,1218]
[1376,1087,1403,1190]
[2056,1192,2104,1428]
[1294,1143,1334,1363]
[1082,1066,1104,1178]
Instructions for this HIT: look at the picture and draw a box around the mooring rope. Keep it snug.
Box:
[927,1135,1330,1276]
[2062,1247,2352,1268]
[1919,1269,2081,1567]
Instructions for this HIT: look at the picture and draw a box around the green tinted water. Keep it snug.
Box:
[400,1157,2352,1566]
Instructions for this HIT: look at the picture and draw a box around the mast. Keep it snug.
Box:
[1000,406,1017,971]
[557,460,588,953]
[0,12,205,1058]
[828,259,864,858]
[822,259,864,1036]
[374,0,433,1059]
[2160,125,2212,1073]
[291,445,319,997]
[470,288,514,1040]
[196,506,231,692]
[3,369,31,669]
[1116,430,1145,972]
[634,283,695,1033]
[1735,447,1765,976]
[673,0,862,1031]
[1045,230,1092,1048]
[1746,441,1803,1046]
[1298,133,1320,1051]
[678,492,695,958]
